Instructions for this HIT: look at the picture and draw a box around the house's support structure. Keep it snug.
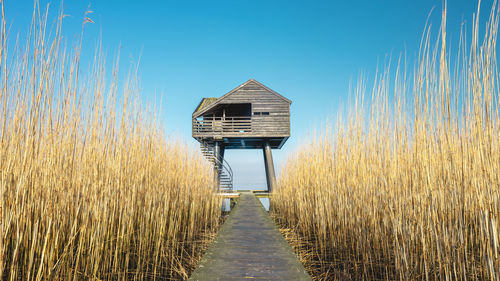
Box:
[192,79,291,193]
[263,141,276,192]
[213,141,221,187]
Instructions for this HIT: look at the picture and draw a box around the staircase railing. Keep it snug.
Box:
[200,141,233,191]
[214,155,233,190]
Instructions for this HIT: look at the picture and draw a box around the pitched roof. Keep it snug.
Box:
[192,79,291,118]
[193,97,218,115]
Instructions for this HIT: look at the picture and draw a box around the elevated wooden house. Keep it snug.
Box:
[192,79,291,192]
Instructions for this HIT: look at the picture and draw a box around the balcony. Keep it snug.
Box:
[192,116,252,137]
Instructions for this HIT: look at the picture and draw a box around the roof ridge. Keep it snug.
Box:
[192,79,291,118]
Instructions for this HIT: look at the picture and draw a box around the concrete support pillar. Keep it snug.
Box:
[263,141,277,193]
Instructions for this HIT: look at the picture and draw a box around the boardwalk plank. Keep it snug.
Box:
[189,192,311,281]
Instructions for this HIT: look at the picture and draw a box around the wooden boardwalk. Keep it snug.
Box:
[189,192,311,281]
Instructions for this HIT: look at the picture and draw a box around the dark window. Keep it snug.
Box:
[254,112,269,116]
[261,112,270,115]
[254,112,261,115]
[223,103,251,117]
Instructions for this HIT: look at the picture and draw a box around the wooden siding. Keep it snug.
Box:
[221,83,290,137]
[192,80,291,140]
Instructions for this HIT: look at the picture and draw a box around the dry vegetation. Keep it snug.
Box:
[0,3,220,280]
[272,3,500,281]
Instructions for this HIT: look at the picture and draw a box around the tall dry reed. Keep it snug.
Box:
[272,2,500,280]
[0,2,220,280]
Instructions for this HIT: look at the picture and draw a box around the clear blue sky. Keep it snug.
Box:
[3,0,492,188]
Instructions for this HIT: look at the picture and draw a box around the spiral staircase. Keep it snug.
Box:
[200,141,233,192]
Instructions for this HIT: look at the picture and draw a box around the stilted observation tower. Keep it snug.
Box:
[192,79,291,192]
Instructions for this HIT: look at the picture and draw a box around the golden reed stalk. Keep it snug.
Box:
[0,2,220,280]
[272,2,500,280]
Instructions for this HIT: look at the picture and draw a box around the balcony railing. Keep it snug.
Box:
[193,116,252,134]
